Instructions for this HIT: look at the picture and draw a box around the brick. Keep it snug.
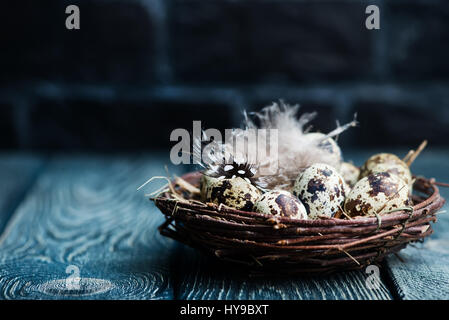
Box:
[0,0,156,84]
[171,0,375,84]
[387,2,449,80]
[28,97,234,150]
[246,1,375,83]
[170,1,252,83]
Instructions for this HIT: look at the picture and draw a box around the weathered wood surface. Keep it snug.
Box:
[1,149,448,300]
[175,246,392,300]
[0,154,181,299]
[0,154,45,233]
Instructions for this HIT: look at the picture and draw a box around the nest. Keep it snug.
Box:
[153,172,445,275]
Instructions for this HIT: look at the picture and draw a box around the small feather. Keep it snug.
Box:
[193,100,356,189]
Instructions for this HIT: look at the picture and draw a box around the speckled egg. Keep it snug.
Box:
[367,162,412,187]
[200,174,219,202]
[340,162,360,187]
[254,190,308,219]
[344,172,411,217]
[306,133,342,166]
[292,163,347,219]
[206,177,261,211]
[359,153,408,179]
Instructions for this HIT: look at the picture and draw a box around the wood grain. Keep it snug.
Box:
[0,154,182,300]
[2,149,448,300]
[174,245,392,300]
[0,154,44,233]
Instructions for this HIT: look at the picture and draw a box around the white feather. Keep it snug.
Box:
[195,101,357,189]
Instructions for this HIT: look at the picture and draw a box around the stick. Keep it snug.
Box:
[174,176,201,194]
[434,181,449,188]
[403,150,414,163]
[406,140,427,167]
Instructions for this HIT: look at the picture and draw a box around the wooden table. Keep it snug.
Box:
[1,150,448,300]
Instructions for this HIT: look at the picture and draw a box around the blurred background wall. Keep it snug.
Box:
[1,0,448,152]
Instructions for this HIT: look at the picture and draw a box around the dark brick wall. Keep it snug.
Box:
[0,0,156,84]
[170,1,375,84]
[1,0,448,151]
[28,96,234,151]
[388,2,449,81]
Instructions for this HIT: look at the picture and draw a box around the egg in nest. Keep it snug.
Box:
[200,174,219,202]
[367,162,412,188]
[305,133,342,167]
[359,153,408,179]
[254,190,308,219]
[344,172,411,217]
[206,177,261,211]
[292,163,347,219]
[340,162,360,187]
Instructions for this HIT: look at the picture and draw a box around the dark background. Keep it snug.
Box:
[1,0,449,153]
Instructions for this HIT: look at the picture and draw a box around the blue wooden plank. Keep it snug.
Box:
[0,154,182,300]
[174,245,393,300]
[3,148,446,300]
[0,153,44,233]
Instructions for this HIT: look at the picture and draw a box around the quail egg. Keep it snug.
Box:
[305,133,342,167]
[359,153,408,179]
[340,162,360,187]
[206,177,261,211]
[200,174,219,202]
[367,162,412,187]
[344,172,411,217]
[254,190,308,219]
[292,163,347,219]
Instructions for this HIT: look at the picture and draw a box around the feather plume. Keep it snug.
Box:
[194,100,357,190]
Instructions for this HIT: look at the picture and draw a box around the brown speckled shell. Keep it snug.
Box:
[359,153,408,179]
[206,177,261,211]
[254,190,308,219]
[364,162,412,188]
[200,174,219,202]
[292,163,347,219]
[344,172,410,217]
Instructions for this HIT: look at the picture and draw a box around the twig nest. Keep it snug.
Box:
[254,190,308,219]
[340,162,360,187]
[305,133,342,167]
[200,174,219,202]
[292,163,347,219]
[344,172,411,217]
[359,153,408,179]
[206,177,261,211]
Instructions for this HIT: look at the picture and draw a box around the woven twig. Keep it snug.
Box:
[152,172,445,275]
